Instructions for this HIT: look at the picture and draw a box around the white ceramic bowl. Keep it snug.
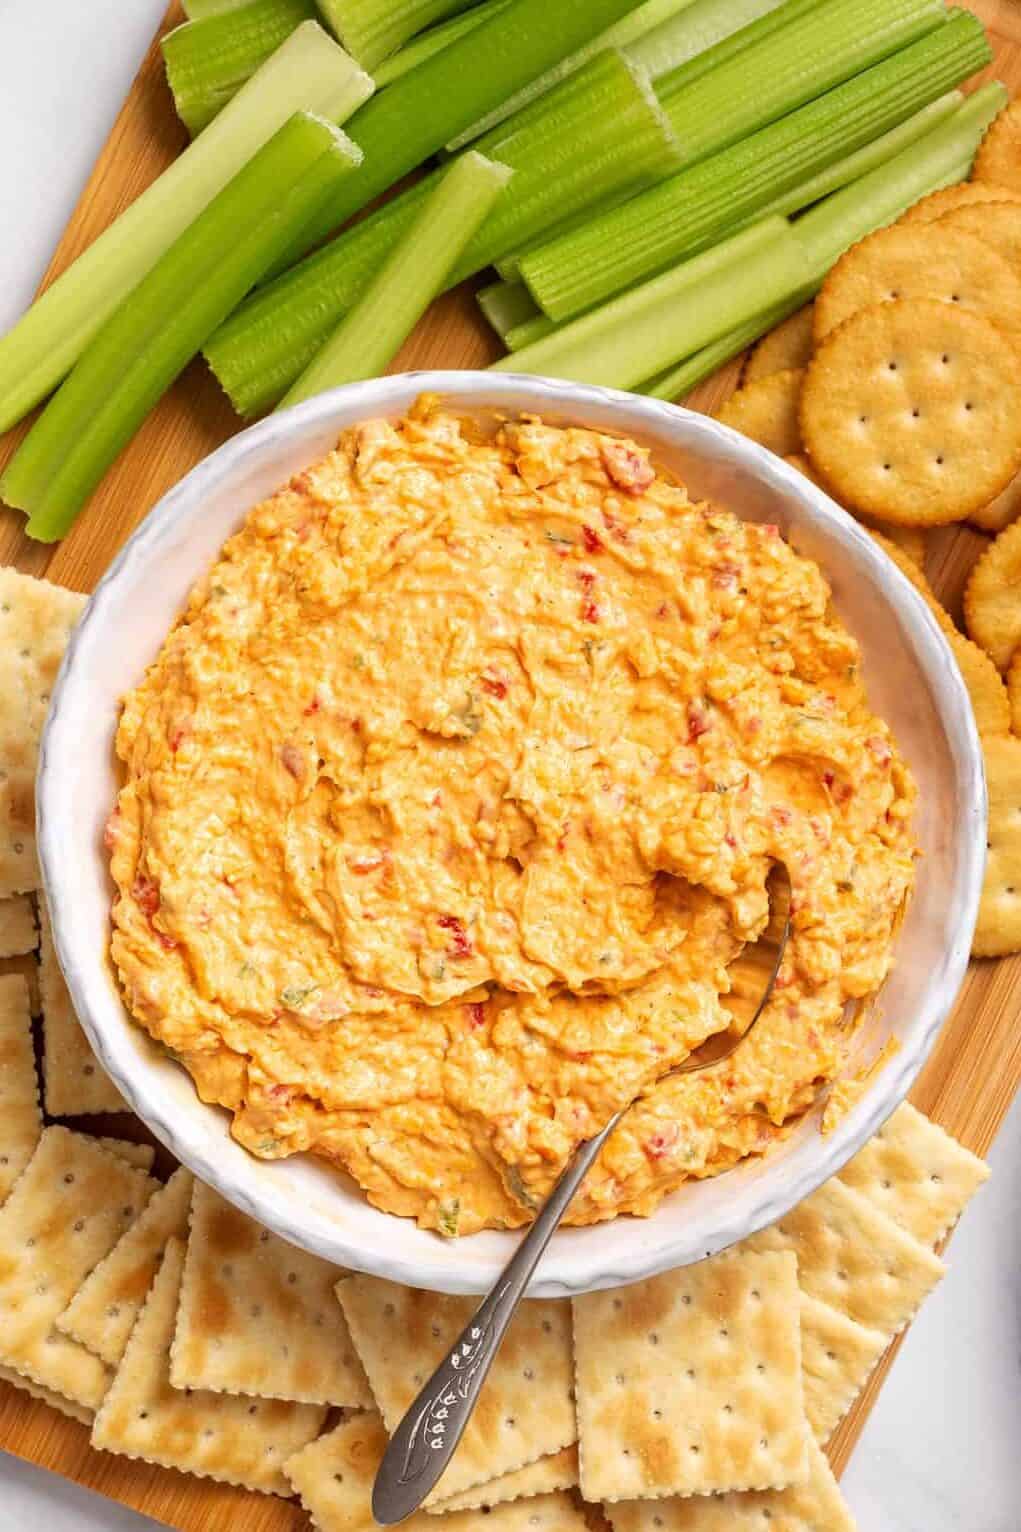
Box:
[38,371,985,1297]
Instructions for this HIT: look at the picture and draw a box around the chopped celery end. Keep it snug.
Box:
[660,0,946,171]
[206,45,679,415]
[494,217,811,390]
[794,80,1007,274]
[162,0,316,137]
[0,22,371,434]
[266,0,644,270]
[757,91,962,221]
[519,11,991,322]
[477,279,540,341]
[445,0,696,151]
[282,152,511,404]
[374,0,509,87]
[1,115,360,543]
[317,0,478,70]
[505,312,559,350]
[639,291,814,399]
[626,0,786,82]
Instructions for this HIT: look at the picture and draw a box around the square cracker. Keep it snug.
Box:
[284,1410,590,1532]
[170,1179,370,1407]
[0,894,36,957]
[39,901,126,1115]
[744,1175,945,1334]
[92,1238,325,1493]
[0,1362,93,1426]
[800,1294,887,1444]
[57,1167,193,1368]
[0,971,41,1203]
[337,1274,576,1504]
[98,1138,156,1172]
[837,1102,989,1247]
[0,569,85,897]
[430,1446,579,1514]
[0,1126,154,1409]
[572,1249,807,1502]
[602,1437,856,1532]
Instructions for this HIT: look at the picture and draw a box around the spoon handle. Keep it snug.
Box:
[371,1112,620,1525]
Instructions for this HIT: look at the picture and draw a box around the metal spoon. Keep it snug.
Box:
[373,863,792,1525]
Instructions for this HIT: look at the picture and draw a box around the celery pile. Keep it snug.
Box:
[205,48,680,414]
[519,9,989,322]
[0,23,371,434]
[283,152,511,403]
[1,115,361,543]
[162,0,316,136]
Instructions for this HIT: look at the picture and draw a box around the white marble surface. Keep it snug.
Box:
[0,4,1018,1528]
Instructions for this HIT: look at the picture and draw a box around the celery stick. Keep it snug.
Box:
[660,0,945,171]
[757,91,962,220]
[206,48,680,414]
[317,0,478,70]
[638,292,814,399]
[183,0,249,17]
[1,116,360,544]
[505,312,558,350]
[374,0,509,87]
[282,153,510,404]
[520,12,990,322]
[625,0,786,80]
[0,23,371,435]
[493,217,810,389]
[477,279,539,340]
[163,0,315,137]
[445,0,696,152]
[267,0,643,271]
[794,81,1007,275]
[654,0,821,96]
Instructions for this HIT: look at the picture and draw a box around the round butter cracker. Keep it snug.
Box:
[742,305,815,385]
[936,201,1021,274]
[814,223,1021,344]
[801,300,1021,526]
[785,454,925,566]
[898,180,1021,224]
[714,367,804,457]
[973,733,1021,958]
[964,518,1021,669]
[1008,648,1021,734]
[869,531,1009,736]
[970,469,1021,534]
[973,100,1021,193]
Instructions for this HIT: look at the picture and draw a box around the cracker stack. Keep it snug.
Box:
[711,99,1021,960]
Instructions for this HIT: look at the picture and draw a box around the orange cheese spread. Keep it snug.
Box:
[109,406,916,1235]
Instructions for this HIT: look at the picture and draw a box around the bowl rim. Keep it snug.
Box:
[38,369,987,1295]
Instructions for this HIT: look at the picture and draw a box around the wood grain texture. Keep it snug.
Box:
[0,1,1018,1525]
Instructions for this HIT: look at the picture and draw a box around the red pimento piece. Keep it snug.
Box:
[771,805,793,827]
[437,914,473,959]
[168,721,191,752]
[582,525,604,554]
[303,696,321,716]
[465,1002,487,1030]
[600,440,654,495]
[687,702,711,742]
[822,770,835,790]
[132,875,160,919]
[645,1122,680,1159]
[268,1083,295,1103]
[480,672,508,699]
[155,930,178,952]
[654,601,669,619]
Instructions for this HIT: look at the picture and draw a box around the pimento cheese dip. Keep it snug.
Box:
[109,405,916,1236]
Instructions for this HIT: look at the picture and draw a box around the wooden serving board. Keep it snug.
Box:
[2,3,1021,1525]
